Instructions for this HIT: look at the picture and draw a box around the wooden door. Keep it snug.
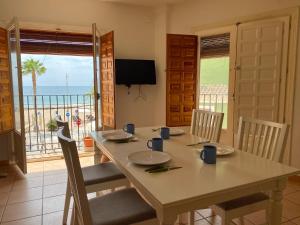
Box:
[100,31,115,129]
[7,19,27,173]
[166,34,198,126]
[234,17,289,131]
[0,28,13,133]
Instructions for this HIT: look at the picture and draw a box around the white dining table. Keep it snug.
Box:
[91,127,300,225]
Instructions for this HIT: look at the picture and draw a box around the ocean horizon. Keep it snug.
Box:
[23,86,94,107]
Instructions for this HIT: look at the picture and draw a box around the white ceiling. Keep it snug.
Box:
[98,0,185,7]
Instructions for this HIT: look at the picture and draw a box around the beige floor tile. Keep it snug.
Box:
[43,195,66,214]
[27,162,44,174]
[43,210,73,225]
[194,219,211,225]
[0,206,5,221]
[291,217,300,225]
[7,187,43,204]
[43,173,67,186]
[281,222,297,225]
[12,176,43,191]
[43,169,67,177]
[0,216,42,225]
[198,208,215,218]
[194,211,204,221]
[244,210,267,224]
[43,183,67,198]
[285,191,300,205]
[2,199,42,222]
[284,185,299,196]
[283,200,300,220]
[0,192,9,206]
[232,218,254,225]
[0,180,13,193]
[205,215,222,225]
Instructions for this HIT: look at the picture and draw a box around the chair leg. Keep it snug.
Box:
[63,180,72,225]
[70,207,75,225]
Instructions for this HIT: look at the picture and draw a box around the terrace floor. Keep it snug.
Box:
[0,157,300,225]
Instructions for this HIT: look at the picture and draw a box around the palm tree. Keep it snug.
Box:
[22,59,46,131]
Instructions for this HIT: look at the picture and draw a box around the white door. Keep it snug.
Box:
[234,17,289,132]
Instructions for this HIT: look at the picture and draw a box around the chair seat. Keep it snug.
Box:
[89,188,156,225]
[82,162,126,186]
[216,193,269,211]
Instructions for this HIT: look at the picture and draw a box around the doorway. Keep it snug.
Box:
[198,30,236,145]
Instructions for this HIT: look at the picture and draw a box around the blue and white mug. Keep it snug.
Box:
[147,138,163,151]
[160,127,170,139]
[200,145,217,164]
[123,123,135,134]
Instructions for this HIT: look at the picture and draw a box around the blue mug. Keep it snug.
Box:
[200,145,217,164]
[160,127,170,139]
[123,123,135,134]
[147,138,163,151]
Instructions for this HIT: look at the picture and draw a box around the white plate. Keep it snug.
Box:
[102,132,133,141]
[169,128,185,136]
[196,145,235,156]
[128,151,171,166]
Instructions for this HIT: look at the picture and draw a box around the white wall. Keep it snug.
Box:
[0,0,157,129]
[167,0,300,168]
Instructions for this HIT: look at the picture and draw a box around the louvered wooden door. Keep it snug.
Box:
[166,34,198,126]
[234,17,289,131]
[100,31,116,129]
[0,28,13,133]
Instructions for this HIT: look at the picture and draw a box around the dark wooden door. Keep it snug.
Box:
[166,34,198,126]
[100,31,116,129]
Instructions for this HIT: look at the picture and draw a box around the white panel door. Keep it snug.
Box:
[234,17,289,131]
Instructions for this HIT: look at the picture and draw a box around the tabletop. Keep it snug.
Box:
[91,127,300,207]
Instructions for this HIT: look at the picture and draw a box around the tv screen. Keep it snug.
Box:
[115,59,156,86]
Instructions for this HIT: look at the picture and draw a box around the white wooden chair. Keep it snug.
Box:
[56,118,130,225]
[187,110,224,224]
[57,127,158,225]
[190,109,224,142]
[211,117,289,225]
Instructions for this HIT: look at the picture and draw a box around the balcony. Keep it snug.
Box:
[24,94,95,160]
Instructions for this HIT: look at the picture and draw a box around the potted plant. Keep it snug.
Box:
[82,130,93,148]
[47,118,58,131]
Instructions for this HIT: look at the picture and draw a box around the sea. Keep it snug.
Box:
[23,86,93,107]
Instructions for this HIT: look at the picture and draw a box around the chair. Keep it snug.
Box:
[211,117,289,225]
[57,127,158,225]
[55,117,130,225]
[190,109,224,142]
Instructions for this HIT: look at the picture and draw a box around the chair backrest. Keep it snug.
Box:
[57,127,92,224]
[236,117,289,162]
[55,116,71,138]
[190,109,224,142]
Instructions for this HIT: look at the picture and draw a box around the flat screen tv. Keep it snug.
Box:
[115,59,156,86]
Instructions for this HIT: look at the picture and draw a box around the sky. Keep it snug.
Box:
[21,54,93,87]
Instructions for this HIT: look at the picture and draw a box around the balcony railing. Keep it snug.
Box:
[24,92,228,158]
[198,93,228,128]
[24,94,95,158]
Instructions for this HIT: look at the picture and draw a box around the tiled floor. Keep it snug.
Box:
[0,157,300,225]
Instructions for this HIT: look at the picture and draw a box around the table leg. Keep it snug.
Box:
[270,179,287,225]
[93,141,102,164]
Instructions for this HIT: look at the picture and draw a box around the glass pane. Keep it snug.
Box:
[199,57,229,129]
[9,28,21,132]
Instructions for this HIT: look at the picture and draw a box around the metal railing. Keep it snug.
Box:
[24,94,95,157]
[199,93,228,128]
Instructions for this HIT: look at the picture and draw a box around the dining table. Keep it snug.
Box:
[90,126,300,225]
